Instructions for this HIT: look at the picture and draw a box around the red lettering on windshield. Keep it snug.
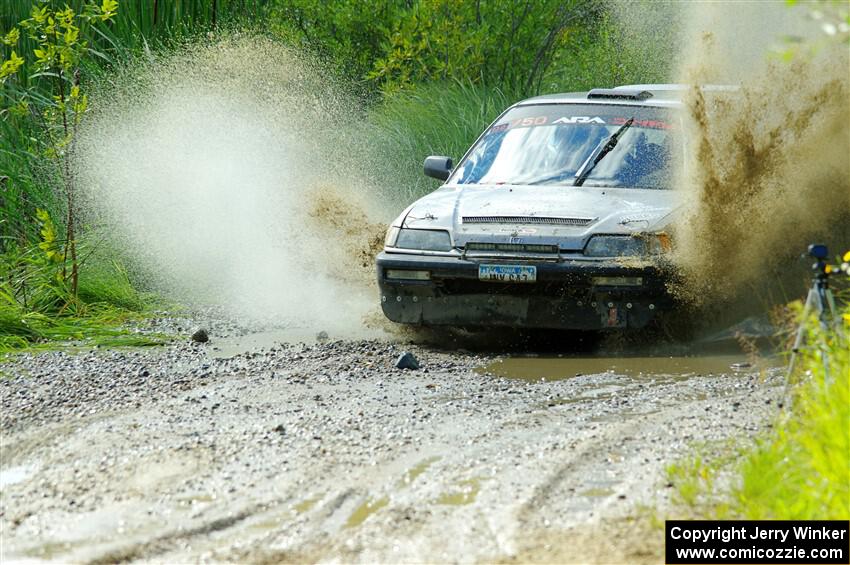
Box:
[611,117,674,129]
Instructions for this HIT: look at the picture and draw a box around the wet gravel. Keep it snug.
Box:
[1,338,473,433]
[0,324,785,563]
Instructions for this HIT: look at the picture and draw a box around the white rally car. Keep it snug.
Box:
[377,85,687,331]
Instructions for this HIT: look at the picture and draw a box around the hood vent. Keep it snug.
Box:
[462,215,595,227]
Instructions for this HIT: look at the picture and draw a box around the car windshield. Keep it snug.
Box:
[452,103,681,189]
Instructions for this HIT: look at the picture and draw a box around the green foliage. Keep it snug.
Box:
[0,303,168,353]
[544,9,677,93]
[731,300,849,519]
[271,0,396,94]
[273,0,603,97]
[0,233,162,351]
[670,297,850,520]
[76,253,154,312]
[1,1,124,298]
[1,0,269,55]
[365,79,516,203]
[0,114,60,245]
[1,1,273,248]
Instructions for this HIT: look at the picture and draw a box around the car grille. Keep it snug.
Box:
[465,242,559,254]
[462,215,595,226]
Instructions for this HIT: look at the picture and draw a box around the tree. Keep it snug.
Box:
[0,0,118,299]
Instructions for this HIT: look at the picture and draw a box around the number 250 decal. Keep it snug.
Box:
[511,116,548,127]
[489,116,548,133]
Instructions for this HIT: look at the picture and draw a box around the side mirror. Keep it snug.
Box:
[424,156,453,181]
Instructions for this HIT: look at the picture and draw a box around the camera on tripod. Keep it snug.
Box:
[789,243,841,378]
[807,243,828,260]
[806,243,830,277]
[806,243,850,278]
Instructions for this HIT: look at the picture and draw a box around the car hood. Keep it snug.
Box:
[400,183,680,251]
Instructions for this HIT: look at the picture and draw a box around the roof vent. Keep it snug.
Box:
[587,88,653,101]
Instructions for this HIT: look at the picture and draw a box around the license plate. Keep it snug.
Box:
[478,264,537,283]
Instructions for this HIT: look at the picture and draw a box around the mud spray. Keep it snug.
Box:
[671,2,850,315]
[77,36,390,334]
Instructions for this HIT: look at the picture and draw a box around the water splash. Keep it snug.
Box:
[76,36,389,333]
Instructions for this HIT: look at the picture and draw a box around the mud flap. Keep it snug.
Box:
[605,305,627,328]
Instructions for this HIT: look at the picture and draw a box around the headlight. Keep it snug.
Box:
[584,233,671,257]
[385,226,400,247]
[394,229,452,251]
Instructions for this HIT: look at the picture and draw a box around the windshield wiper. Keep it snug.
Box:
[573,117,634,187]
[520,169,577,186]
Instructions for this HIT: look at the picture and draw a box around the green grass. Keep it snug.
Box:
[0,306,170,353]
[732,305,849,519]
[365,79,519,205]
[0,117,62,245]
[0,240,169,352]
[669,299,850,519]
[0,0,268,48]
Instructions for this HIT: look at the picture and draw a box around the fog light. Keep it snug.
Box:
[386,269,431,281]
[592,276,643,287]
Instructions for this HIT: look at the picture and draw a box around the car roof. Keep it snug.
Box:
[513,83,739,109]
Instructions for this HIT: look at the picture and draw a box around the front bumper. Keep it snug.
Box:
[376,251,675,330]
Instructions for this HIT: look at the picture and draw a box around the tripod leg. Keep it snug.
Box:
[816,285,830,331]
[825,288,842,336]
[787,288,816,379]
[811,285,832,382]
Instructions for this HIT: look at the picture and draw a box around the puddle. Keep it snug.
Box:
[0,464,35,489]
[292,495,321,514]
[435,478,480,506]
[480,354,779,382]
[344,496,389,528]
[397,457,440,489]
[579,487,615,498]
[248,517,286,532]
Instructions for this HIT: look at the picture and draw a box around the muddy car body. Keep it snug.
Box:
[377,85,686,330]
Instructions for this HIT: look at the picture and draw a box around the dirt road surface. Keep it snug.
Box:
[1,322,783,563]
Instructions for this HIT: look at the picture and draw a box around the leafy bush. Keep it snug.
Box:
[272,0,604,97]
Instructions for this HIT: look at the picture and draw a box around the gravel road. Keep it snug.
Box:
[0,321,783,563]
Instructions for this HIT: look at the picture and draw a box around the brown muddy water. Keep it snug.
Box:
[480,352,780,382]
